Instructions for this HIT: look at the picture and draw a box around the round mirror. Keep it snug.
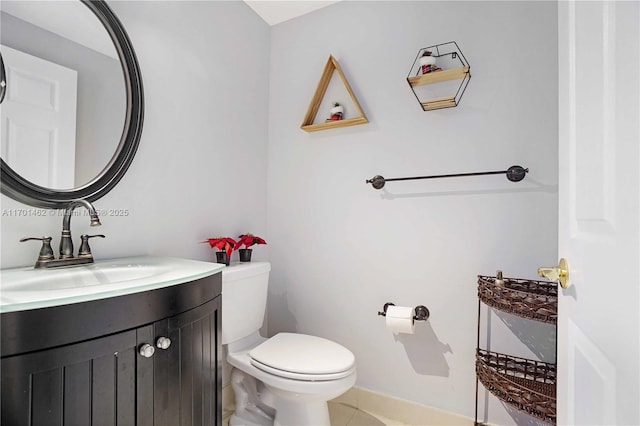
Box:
[0,0,143,208]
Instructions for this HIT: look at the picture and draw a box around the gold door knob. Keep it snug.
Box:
[537,258,570,288]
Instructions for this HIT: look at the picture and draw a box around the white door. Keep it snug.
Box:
[0,45,77,189]
[557,1,639,425]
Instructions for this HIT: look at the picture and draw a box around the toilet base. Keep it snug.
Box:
[229,367,342,426]
[230,369,275,426]
[272,399,330,426]
[231,392,331,426]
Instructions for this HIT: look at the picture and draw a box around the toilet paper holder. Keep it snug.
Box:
[377,303,430,321]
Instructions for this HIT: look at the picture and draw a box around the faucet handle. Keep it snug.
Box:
[20,236,55,261]
[79,234,105,257]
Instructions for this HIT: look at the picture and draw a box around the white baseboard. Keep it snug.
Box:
[332,386,475,425]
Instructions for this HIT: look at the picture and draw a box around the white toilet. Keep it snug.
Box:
[222,262,356,426]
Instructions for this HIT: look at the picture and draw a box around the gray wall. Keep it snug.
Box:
[266,1,558,424]
[1,1,270,271]
[1,10,126,187]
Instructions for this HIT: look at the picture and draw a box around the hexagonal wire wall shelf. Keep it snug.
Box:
[407,41,471,111]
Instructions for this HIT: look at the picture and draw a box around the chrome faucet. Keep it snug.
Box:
[20,199,105,268]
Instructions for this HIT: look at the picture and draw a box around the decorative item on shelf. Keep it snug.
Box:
[234,233,267,262]
[326,102,344,121]
[418,51,441,74]
[202,237,237,266]
[494,270,504,287]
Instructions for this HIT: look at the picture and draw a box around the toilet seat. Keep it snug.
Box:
[249,333,355,381]
[250,358,355,381]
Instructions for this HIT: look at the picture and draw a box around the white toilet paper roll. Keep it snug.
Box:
[385,305,415,334]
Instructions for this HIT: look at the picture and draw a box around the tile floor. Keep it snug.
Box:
[224,402,405,426]
[224,386,472,425]
[328,401,406,426]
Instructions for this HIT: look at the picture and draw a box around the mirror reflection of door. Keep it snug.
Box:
[0,1,126,190]
[0,45,78,189]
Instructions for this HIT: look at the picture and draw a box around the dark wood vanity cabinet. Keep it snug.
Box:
[149,298,221,426]
[1,274,222,426]
[2,327,141,426]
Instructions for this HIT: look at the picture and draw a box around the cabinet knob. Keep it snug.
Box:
[156,336,171,350]
[139,343,155,358]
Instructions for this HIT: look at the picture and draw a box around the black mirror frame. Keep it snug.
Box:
[0,0,144,209]
[0,53,6,104]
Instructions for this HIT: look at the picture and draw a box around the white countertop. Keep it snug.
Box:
[0,256,225,313]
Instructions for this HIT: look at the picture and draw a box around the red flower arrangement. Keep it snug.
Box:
[235,233,267,249]
[203,237,237,258]
[235,233,267,262]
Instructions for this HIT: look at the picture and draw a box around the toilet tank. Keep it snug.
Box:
[221,261,271,345]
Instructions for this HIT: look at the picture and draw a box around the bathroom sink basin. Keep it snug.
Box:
[0,256,225,313]
[3,263,170,291]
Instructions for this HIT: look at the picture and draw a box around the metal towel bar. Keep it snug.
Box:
[365,165,528,190]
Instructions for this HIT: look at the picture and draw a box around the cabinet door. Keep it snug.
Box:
[152,297,221,426]
[1,329,138,426]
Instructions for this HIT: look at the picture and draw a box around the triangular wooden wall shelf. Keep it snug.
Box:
[301,55,368,132]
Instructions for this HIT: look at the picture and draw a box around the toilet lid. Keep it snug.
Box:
[249,333,355,380]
